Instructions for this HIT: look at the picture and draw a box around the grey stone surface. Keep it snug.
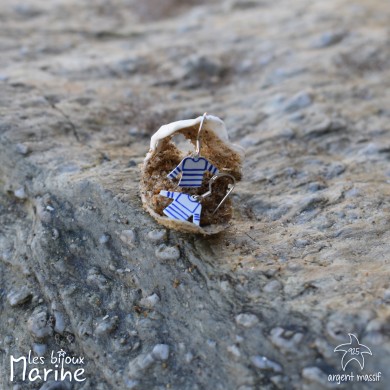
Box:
[0,0,389,389]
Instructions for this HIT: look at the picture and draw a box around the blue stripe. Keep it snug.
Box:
[167,206,186,220]
[165,207,183,220]
[208,165,213,172]
[176,167,181,172]
[164,208,180,220]
[177,201,195,213]
[180,180,202,183]
[180,184,200,187]
[212,166,217,174]
[171,203,188,219]
[182,173,204,177]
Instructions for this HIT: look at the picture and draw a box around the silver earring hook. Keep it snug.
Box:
[194,172,236,215]
[194,112,207,158]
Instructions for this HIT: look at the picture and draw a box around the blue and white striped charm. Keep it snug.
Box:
[167,157,218,188]
[159,190,202,225]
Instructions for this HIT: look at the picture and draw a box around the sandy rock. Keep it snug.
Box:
[7,287,32,306]
[0,0,389,388]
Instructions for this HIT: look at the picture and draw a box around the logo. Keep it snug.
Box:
[10,349,86,384]
[328,333,382,385]
[334,333,372,371]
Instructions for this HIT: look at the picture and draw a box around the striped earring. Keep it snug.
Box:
[159,173,236,226]
[166,113,219,188]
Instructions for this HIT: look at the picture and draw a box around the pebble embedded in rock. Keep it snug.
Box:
[185,351,194,363]
[95,315,119,336]
[383,290,390,302]
[294,239,310,248]
[155,245,180,261]
[207,340,217,348]
[250,355,282,373]
[16,143,29,155]
[14,187,27,199]
[227,344,241,358]
[140,293,160,308]
[314,338,334,360]
[270,328,304,354]
[124,379,140,389]
[302,366,335,388]
[235,313,259,328]
[323,163,346,179]
[147,229,167,242]
[36,199,52,223]
[270,375,288,389]
[53,310,66,334]
[127,353,155,379]
[120,229,136,246]
[263,280,283,293]
[7,287,32,306]
[152,344,169,361]
[311,31,345,49]
[33,343,47,356]
[28,309,53,339]
[51,228,59,240]
[87,267,108,289]
[99,233,110,245]
[77,320,93,338]
[283,91,312,113]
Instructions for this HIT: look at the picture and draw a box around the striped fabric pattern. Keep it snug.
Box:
[167,157,218,187]
[160,190,202,226]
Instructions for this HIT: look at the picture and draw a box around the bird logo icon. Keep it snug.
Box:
[334,334,372,371]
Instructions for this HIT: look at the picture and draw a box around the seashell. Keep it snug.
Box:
[140,114,244,235]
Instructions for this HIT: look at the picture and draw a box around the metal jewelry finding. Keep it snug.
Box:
[193,172,236,215]
[194,112,207,158]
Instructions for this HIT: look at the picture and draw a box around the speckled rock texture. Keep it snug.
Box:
[0,0,389,389]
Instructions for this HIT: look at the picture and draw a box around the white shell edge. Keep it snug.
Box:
[148,114,245,159]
